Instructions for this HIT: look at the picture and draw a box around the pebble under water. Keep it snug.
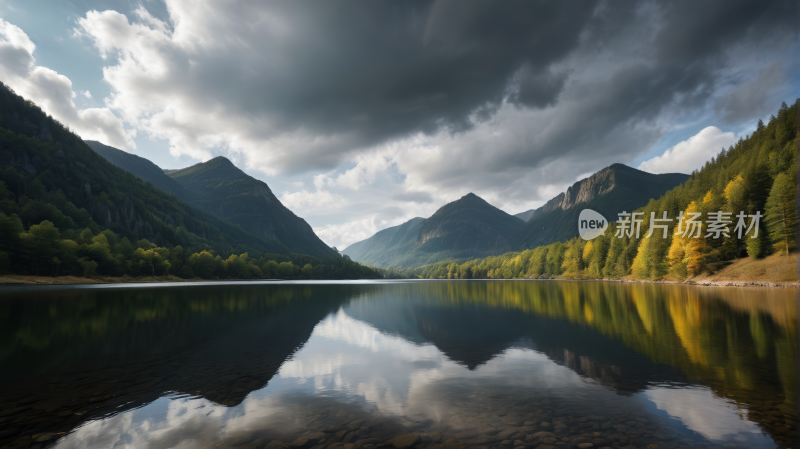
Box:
[0,281,795,449]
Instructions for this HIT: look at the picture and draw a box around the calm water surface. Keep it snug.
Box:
[0,281,796,449]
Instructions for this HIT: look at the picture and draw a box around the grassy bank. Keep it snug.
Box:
[563,252,797,287]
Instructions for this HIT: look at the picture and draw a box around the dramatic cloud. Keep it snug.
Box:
[0,19,134,149]
[13,0,796,247]
[715,62,785,124]
[637,126,737,175]
[75,1,599,171]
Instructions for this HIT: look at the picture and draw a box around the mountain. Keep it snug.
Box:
[343,193,524,267]
[0,83,383,280]
[513,163,689,249]
[166,157,336,258]
[0,82,289,258]
[514,208,537,222]
[341,217,426,267]
[344,165,687,268]
[86,139,334,259]
[85,140,195,203]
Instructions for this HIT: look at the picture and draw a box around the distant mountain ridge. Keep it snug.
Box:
[166,157,337,258]
[342,193,524,267]
[345,164,689,268]
[342,217,426,265]
[85,140,196,203]
[513,163,689,249]
[514,209,537,222]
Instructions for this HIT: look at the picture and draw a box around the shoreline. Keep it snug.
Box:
[1,274,796,288]
[585,277,798,288]
[0,274,283,287]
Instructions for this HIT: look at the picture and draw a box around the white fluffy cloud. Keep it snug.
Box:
[637,126,736,174]
[5,1,792,249]
[74,6,367,167]
[0,19,134,149]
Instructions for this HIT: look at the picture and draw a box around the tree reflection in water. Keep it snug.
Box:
[0,281,795,448]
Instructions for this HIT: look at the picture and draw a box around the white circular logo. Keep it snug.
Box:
[579,209,608,240]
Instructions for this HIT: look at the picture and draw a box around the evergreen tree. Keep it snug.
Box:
[743,163,773,259]
[765,173,797,255]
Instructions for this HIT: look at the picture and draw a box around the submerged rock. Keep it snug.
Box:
[393,434,419,449]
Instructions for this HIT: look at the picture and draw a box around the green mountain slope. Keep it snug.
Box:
[0,82,289,258]
[514,209,537,222]
[167,157,336,258]
[85,140,195,203]
[513,164,688,249]
[341,217,425,266]
[86,141,334,258]
[343,193,524,268]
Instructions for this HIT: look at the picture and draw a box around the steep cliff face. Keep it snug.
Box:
[513,164,689,249]
[88,199,162,244]
[537,164,628,214]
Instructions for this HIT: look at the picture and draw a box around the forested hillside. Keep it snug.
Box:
[514,209,537,222]
[342,193,524,267]
[341,217,426,265]
[86,140,196,203]
[0,83,380,280]
[389,100,797,281]
[167,157,337,259]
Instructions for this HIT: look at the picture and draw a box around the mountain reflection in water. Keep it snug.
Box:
[0,281,795,449]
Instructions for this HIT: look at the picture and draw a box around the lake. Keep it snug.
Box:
[0,281,796,449]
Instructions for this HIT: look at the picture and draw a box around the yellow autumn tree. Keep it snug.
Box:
[668,201,708,279]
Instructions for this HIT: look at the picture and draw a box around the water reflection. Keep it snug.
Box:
[0,281,795,449]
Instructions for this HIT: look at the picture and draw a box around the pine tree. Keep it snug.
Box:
[765,173,797,255]
[743,163,773,259]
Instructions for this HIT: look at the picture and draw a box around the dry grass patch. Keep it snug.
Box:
[691,252,797,284]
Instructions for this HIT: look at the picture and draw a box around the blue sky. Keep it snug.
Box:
[1,0,797,248]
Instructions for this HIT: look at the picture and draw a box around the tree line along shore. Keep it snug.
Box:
[383,102,797,284]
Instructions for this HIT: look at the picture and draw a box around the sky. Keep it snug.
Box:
[0,0,798,249]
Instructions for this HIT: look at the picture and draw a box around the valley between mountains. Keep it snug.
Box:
[0,84,796,284]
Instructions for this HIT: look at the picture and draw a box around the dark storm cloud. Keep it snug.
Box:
[715,62,786,125]
[654,0,799,64]
[235,0,598,140]
[380,0,798,204]
[494,0,798,170]
[507,65,568,109]
[80,0,798,176]
[241,0,796,164]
